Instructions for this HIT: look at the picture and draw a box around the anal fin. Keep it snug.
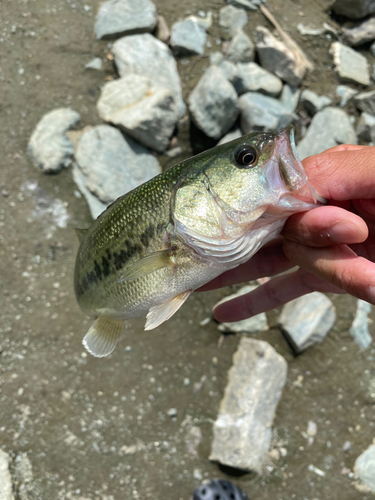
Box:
[145,290,192,331]
[83,316,124,357]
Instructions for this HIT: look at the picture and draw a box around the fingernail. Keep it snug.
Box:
[329,222,364,244]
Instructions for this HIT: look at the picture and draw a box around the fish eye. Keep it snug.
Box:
[234,145,258,168]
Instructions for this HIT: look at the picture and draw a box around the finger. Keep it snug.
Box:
[317,144,367,154]
[282,206,368,247]
[213,268,343,322]
[283,241,375,304]
[353,199,375,221]
[302,147,375,200]
[197,241,293,291]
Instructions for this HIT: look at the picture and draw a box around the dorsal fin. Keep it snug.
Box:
[74,227,89,243]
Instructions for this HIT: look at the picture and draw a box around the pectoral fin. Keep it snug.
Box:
[74,227,89,243]
[83,316,124,357]
[118,250,173,283]
[145,290,192,331]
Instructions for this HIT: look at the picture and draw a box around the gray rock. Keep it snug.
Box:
[343,17,375,46]
[218,60,238,83]
[210,337,287,473]
[349,300,372,350]
[354,89,375,115]
[357,112,375,142]
[210,51,225,66]
[187,12,213,31]
[371,40,375,57]
[225,29,255,63]
[170,19,206,56]
[330,42,370,86]
[297,107,357,159]
[216,286,268,333]
[227,0,263,10]
[97,75,178,153]
[332,0,375,20]
[234,62,283,96]
[300,89,332,115]
[219,5,248,38]
[74,125,161,218]
[239,92,295,133]
[0,450,14,500]
[354,443,375,492]
[95,0,157,39]
[156,15,170,44]
[278,292,336,354]
[28,108,80,174]
[85,57,103,70]
[72,165,108,220]
[218,127,243,145]
[280,85,301,113]
[112,34,185,118]
[188,66,239,139]
[336,85,358,107]
[255,26,306,87]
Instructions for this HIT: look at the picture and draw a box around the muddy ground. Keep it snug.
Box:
[0,0,375,498]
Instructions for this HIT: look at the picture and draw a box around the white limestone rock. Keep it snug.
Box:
[218,128,243,145]
[97,75,178,153]
[28,108,80,173]
[210,337,287,473]
[297,107,356,159]
[300,89,332,115]
[280,85,301,113]
[354,443,375,492]
[95,0,157,39]
[0,450,14,500]
[85,57,103,70]
[74,125,161,219]
[279,292,336,354]
[354,89,375,115]
[225,29,255,63]
[239,92,295,133]
[170,19,206,56]
[343,17,375,46]
[233,62,283,96]
[336,85,358,107]
[188,66,239,139]
[255,26,306,87]
[330,42,370,86]
[349,300,372,350]
[112,34,185,118]
[215,285,268,334]
[219,5,248,38]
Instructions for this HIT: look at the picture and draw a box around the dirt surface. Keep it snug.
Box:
[0,0,375,499]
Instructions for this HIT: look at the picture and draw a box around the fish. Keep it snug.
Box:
[74,125,324,357]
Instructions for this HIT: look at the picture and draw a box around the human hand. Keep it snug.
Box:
[201,145,375,322]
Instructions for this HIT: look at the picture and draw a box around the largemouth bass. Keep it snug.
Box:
[74,126,323,357]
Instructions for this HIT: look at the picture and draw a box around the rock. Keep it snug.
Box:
[349,300,372,350]
[97,75,178,153]
[354,89,375,115]
[219,5,248,38]
[72,166,107,220]
[218,60,238,83]
[95,0,157,39]
[255,26,306,87]
[193,480,250,500]
[112,34,185,118]
[188,66,239,139]
[354,443,375,492]
[28,108,80,174]
[371,40,375,57]
[156,15,170,44]
[74,125,161,218]
[300,89,332,115]
[0,450,14,500]
[215,286,268,333]
[343,17,375,46]
[170,19,206,56]
[357,112,375,142]
[330,42,370,86]
[225,29,255,63]
[332,0,375,20]
[297,107,357,159]
[336,85,358,107]
[218,128,243,145]
[187,12,213,31]
[85,57,103,70]
[227,0,263,10]
[233,62,283,96]
[210,52,225,66]
[210,337,287,473]
[239,92,295,133]
[297,22,338,37]
[280,85,301,113]
[278,292,336,354]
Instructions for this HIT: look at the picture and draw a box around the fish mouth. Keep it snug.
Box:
[266,125,326,208]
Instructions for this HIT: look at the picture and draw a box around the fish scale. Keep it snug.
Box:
[74,126,323,357]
